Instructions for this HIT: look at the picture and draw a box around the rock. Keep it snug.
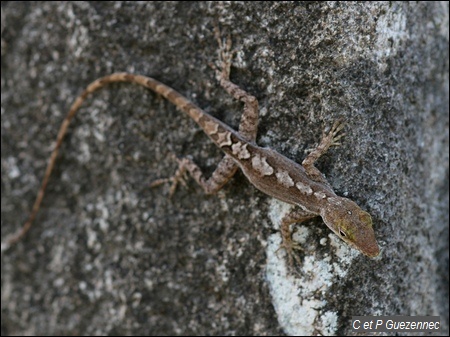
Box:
[1,2,448,335]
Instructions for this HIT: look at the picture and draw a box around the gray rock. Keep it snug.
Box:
[1,2,448,335]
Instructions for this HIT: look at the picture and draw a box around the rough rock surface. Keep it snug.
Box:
[1,2,448,335]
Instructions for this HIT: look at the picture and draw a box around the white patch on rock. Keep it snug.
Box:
[375,8,408,71]
[266,199,357,335]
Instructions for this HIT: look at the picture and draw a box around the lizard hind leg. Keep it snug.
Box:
[212,25,259,143]
[150,154,238,196]
[213,25,234,81]
[149,154,190,198]
[150,27,261,199]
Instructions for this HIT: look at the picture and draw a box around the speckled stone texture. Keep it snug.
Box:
[1,2,448,335]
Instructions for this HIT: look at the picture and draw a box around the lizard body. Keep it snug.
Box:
[4,35,380,262]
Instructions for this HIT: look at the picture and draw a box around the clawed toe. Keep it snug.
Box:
[213,24,234,81]
[327,120,346,147]
[149,155,189,198]
[276,240,304,268]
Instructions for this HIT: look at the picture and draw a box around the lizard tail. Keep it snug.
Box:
[4,72,204,249]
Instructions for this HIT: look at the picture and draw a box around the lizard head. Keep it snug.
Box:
[321,197,380,257]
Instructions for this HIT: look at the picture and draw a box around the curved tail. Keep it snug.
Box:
[4,72,209,248]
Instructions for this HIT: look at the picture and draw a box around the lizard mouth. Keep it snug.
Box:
[341,234,380,258]
[359,241,380,258]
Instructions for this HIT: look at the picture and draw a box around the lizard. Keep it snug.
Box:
[3,31,380,264]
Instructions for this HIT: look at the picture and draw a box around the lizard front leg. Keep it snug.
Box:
[279,209,317,266]
[302,120,345,184]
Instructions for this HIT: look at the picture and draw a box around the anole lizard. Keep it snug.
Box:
[3,32,380,263]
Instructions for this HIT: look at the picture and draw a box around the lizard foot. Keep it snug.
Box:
[325,119,346,147]
[150,154,189,198]
[276,237,305,269]
[211,24,236,82]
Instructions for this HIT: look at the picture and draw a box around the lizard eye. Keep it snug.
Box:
[339,229,346,237]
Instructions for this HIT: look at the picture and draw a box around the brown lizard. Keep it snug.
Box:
[3,33,380,263]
